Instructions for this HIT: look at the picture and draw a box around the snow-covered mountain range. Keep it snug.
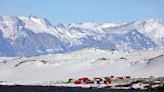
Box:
[0,16,164,56]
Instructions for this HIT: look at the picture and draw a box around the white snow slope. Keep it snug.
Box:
[0,48,164,84]
[0,16,164,56]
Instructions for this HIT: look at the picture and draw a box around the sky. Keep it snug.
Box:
[0,0,164,24]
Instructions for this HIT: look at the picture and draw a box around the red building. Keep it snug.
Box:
[79,77,90,83]
[104,79,112,84]
[74,80,81,84]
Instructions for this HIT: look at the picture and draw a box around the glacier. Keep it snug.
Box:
[0,16,164,56]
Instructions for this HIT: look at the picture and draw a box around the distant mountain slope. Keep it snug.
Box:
[0,48,164,82]
[0,16,164,56]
